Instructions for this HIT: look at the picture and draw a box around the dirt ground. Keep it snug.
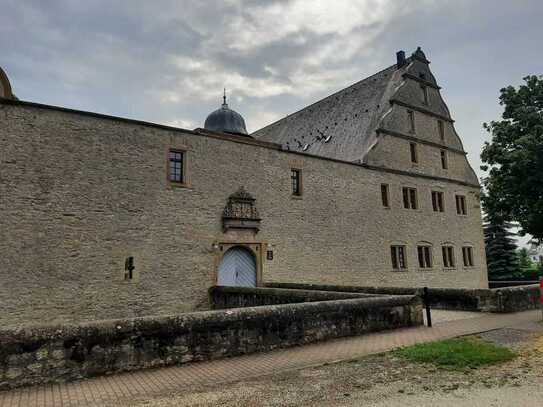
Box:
[108,326,543,407]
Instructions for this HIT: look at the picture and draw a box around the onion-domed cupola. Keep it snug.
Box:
[204,90,248,136]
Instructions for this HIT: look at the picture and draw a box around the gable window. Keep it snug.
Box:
[381,184,390,208]
[421,85,429,105]
[408,110,415,133]
[402,187,418,210]
[291,169,302,196]
[455,195,467,215]
[431,191,444,212]
[440,150,448,169]
[391,245,407,271]
[462,246,474,267]
[410,142,418,164]
[417,245,432,268]
[168,150,185,184]
[438,120,445,141]
[442,245,455,268]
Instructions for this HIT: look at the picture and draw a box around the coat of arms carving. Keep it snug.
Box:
[222,187,261,233]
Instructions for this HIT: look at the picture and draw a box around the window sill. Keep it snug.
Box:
[382,206,391,210]
[391,269,408,272]
[169,182,191,189]
[291,194,303,200]
[442,267,457,271]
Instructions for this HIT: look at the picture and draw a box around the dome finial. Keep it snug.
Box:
[222,88,227,107]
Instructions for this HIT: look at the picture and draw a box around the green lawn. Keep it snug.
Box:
[395,337,516,369]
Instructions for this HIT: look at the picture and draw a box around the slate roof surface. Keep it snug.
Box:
[252,62,408,163]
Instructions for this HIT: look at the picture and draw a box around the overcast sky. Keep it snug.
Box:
[2,1,542,244]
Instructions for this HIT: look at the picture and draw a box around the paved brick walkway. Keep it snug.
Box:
[0,310,540,407]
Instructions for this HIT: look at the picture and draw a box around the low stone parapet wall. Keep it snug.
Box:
[0,294,422,390]
[209,285,381,309]
[489,280,540,288]
[264,282,541,313]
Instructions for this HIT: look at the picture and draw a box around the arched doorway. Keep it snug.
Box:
[217,246,257,287]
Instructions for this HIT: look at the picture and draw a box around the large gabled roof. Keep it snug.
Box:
[251,60,409,162]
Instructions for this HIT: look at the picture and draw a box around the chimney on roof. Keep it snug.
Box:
[396,50,406,68]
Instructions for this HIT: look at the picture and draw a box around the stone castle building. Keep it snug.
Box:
[0,48,487,327]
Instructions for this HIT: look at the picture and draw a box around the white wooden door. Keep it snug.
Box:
[217,247,257,287]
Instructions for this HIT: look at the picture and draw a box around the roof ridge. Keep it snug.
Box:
[251,62,399,136]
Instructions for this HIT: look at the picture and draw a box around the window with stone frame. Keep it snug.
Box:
[438,120,445,142]
[408,110,416,133]
[442,245,456,268]
[381,184,390,208]
[410,142,418,164]
[431,191,444,212]
[455,194,467,215]
[440,150,448,169]
[402,187,418,209]
[391,245,407,271]
[421,84,429,105]
[168,149,185,184]
[291,168,302,196]
[417,245,433,269]
[462,246,474,267]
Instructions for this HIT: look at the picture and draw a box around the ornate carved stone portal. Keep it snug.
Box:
[222,187,261,233]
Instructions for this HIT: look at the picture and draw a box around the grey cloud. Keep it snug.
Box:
[1,0,542,177]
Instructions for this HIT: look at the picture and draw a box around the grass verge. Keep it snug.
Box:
[395,336,516,369]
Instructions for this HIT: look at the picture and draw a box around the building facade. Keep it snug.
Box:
[0,48,487,327]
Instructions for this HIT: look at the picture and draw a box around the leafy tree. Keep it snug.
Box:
[483,212,518,280]
[481,75,543,241]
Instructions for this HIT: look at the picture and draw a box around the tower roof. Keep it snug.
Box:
[204,91,248,136]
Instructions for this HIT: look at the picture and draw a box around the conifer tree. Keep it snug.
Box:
[483,212,518,280]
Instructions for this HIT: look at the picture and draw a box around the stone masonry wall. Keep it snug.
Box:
[208,285,381,309]
[0,100,487,327]
[265,282,540,313]
[0,295,422,390]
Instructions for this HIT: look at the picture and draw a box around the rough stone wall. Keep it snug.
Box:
[265,282,540,313]
[0,295,422,390]
[0,102,487,327]
[208,285,380,309]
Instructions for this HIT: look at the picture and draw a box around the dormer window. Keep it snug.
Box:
[419,72,426,80]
